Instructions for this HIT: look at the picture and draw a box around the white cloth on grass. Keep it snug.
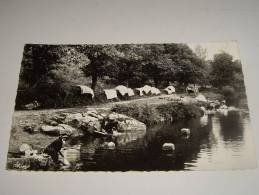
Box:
[127,88,135,96]
[150,87,161,95]
[115,85,129,96]
[77,85,94,98]
[142,85,152,94]
[164,86,175,94]
[104,89,118,100]
[136,85,155,96]
[115,85,135,97]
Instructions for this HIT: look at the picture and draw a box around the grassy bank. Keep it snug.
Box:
[8,113,58,154]
[8,90,220,154]
[111,102,204,126]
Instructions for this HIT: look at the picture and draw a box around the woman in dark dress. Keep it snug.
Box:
[101,115,119,134]
[44,135,68,164]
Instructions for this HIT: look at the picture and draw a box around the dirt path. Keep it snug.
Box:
[14,93,182,116]
[14,89,224,117]
[99,93,181,107]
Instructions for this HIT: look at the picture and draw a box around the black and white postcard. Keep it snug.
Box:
[6,41,257,171]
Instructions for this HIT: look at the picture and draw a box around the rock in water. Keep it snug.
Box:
[108,142,115,149]
[103,142,116,150]
[181,128,190,136]
[162,143,175,151]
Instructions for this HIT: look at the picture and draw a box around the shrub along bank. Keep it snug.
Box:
[111,102,204,126]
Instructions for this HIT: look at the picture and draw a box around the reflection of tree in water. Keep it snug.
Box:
[77,117,213,171]
[79,131,147,171]
[53,112,250,171]
[218,111,245,142]
[144,117,212,170]
[199,115,217,151]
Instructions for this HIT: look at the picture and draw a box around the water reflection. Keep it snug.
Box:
[65,111,256,171]
[218,111,244,142]
[185,111,256,170]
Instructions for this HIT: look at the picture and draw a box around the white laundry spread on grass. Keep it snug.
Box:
[150,87,161,95]
[77,85,94,98]
[104,89,118,99]
[142,85,152,94]
[127,88,135,96]
[115,85,135,97]
[136,85,152,96]
[164,86,175,94]
[115,85,129,96]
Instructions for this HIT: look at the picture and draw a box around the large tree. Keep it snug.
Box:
[142,44,175,87]
[111,44,146,87]
[17,43,211,108]
[164,43,206,86]
[20,45,88,88]
[18,45,89,107]
[210,52,239,88]
[20,44,59,89]
[80,45,123,90]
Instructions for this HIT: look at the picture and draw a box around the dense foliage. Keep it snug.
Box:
[111,102,203,126]
[16,43,246,109]
[209,52,246,104]
[156,103,204,121]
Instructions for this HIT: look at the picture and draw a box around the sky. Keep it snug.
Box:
[188,41,241,61]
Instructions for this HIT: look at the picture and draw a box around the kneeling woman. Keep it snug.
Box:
[44,134,68,165]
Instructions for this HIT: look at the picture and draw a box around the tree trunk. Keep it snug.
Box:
[154,78,159,88]
[91,75,98,91]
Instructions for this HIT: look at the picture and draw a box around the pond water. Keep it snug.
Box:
[66,110,256,171]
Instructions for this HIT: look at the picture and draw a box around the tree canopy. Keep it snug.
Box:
[210,52,244,89]
[17,43,245,108]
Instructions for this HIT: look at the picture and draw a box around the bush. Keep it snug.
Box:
[112,102,203,126]
[111,104,161,126]
[157,103,203,121]
[15,90,34,110]
[16,83,95,109]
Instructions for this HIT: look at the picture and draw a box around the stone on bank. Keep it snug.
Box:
[41,109,146,136]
